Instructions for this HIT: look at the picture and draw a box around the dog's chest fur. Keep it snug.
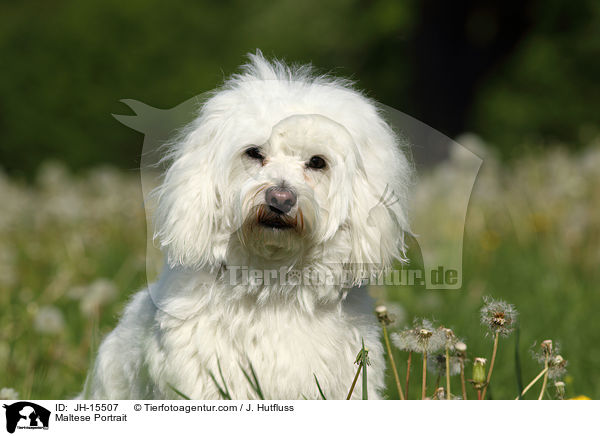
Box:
[88,282,384,400]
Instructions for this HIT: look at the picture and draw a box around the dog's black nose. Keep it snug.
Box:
[265,186,297,214]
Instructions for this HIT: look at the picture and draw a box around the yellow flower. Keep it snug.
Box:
[569,395,591,400]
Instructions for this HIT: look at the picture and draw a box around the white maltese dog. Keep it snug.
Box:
[82,52,411,400]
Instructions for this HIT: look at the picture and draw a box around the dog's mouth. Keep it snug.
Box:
[256,205,298,230]
[259,218,294,229]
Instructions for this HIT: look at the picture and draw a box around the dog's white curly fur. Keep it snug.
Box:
[82,52,412,400]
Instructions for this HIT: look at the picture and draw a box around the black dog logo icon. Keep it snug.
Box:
[3,402,50,433]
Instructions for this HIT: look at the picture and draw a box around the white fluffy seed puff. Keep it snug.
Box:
[81,51,412,400]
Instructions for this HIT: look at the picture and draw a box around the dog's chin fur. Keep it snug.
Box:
[82,51,412,400]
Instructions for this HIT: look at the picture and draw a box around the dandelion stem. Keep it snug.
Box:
[405,351,412,400]
[514,367,548,400]
[538,356,550,400]
[477,389,482,400]
[346,363,363,400]
[445,346,451,400]
[422,351,428,400]
[381,323,405,400]
[460,359,467,400]
[481,332,499,399]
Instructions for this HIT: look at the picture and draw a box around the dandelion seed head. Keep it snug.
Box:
[80,278,118,316]
[442,327,454,339]
[375,305,387,315]
[374,305,393,325]
[385,303,406,325]
[0,387,19,400]
[532,340,560,364]
[34,305,65,335]
[480,296,518,337]
[427,353,462,376]
[375,303,405,326]
[531,340,568,380]
[439,327,460,349]
[419,329,432,338]
[455,342,467,353]
[549,355,568,380]
[390,331,412,352]
[541,339,553,356]
[391,319,445,354]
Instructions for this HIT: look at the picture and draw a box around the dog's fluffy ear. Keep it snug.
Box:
[345,117,412,283]
[153,118,229,269]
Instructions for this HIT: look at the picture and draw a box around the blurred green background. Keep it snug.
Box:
[0,0,599,400]
[2,0,600,176]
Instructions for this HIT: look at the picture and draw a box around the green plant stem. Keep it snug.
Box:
[168,383,191,400]
[405,351,412,400]
[514,327,523,398]
[240,359,265,400]
[314,374,327,400]
[422,351,428,400]
[538,356,550,400]
[346,363,363,400]
[362,355,368,400]
[445,346,451,400]
[381,324,405,400]
[481,332,499,399]
[460,359,467,400]
[514,367,548,400]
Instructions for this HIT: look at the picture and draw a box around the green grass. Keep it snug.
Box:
[1,143,599,400]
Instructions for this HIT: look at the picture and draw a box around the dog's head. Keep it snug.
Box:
[154,52,411,283]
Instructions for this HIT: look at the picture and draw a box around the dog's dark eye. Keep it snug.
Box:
[307,155,327,170]
[245,147,264,161]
